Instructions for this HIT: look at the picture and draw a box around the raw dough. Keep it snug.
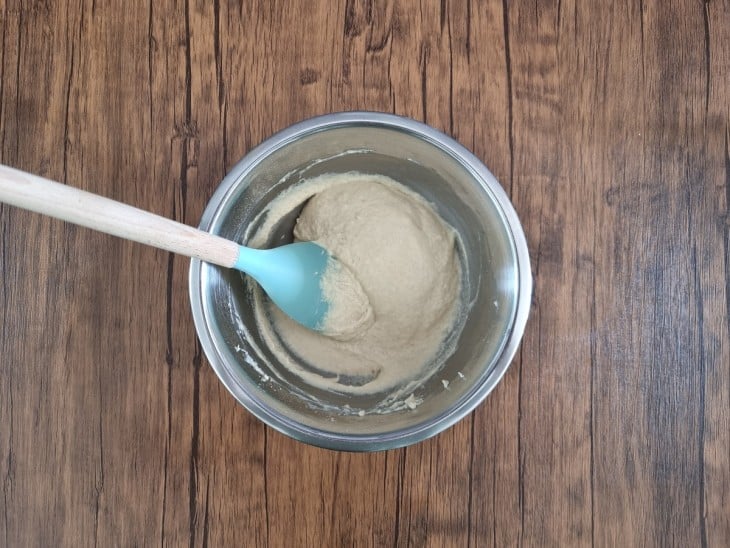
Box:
[252,172,462,395]
[318,258,374,340]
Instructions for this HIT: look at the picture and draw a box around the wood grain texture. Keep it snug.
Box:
[1,0,728,546]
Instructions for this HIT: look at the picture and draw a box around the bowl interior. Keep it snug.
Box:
[192,120,521,447]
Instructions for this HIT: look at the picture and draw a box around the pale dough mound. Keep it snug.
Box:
[319,259,374,340]
[297,178,458,341]
[264,173,461,394]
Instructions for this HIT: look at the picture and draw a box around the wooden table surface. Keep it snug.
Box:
[1,1,729,546]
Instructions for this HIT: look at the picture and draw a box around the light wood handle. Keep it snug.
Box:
[0,164,239,268]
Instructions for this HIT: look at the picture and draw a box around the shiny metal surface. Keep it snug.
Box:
[189,112,532,451]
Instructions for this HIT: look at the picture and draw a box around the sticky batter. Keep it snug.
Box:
[250,172,462,395]
[318,258,374,339]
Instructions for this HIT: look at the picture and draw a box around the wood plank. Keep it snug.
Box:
[700,2,730,546]
[505,0,595,545]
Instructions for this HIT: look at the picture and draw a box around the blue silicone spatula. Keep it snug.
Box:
[0,163,347,333]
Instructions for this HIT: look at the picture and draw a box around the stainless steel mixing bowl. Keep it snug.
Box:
[189,112,531,451]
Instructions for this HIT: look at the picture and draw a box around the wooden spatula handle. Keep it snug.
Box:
[0,164,239,268]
